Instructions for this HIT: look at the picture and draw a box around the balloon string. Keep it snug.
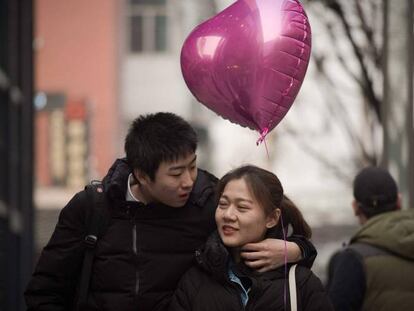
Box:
[256,127,270,158]
[280,213,288,311]
[256,127,269,145]
[263,136,269,159]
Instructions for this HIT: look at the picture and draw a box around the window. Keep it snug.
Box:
[128,0,168,53]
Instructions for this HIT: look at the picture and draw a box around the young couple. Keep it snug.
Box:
[25,112,332,311]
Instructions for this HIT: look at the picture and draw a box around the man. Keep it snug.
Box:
[25,112,315,311]
[327,166,414,311]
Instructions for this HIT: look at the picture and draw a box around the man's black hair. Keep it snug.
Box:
[125,112,198,181]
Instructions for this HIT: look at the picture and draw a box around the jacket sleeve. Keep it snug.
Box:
[299,268,334,311]
[168,267,200,311]
[287,235,317,268]
[326,249,365,311]
[24,191,89,311]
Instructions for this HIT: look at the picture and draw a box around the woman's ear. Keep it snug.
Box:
[266,208,281,229]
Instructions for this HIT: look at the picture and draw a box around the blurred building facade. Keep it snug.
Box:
[33,0,358,216]
[119,0,217,170]
[34,0,121,188]
[34,0,219,188]
[23,0,414,297]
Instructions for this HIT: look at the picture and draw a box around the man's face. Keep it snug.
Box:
[136,153,197,207]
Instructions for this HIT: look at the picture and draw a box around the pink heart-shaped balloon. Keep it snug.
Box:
[181,0,311,139]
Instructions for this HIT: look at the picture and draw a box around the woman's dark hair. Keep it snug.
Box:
[280,195,312,239]
[125,112,197,180]
[216,165,311,239]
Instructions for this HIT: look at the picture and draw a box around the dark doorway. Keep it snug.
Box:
[0,0,34,310]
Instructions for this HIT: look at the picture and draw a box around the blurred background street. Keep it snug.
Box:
[1,0,413,310]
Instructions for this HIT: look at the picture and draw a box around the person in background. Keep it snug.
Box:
[25,112,316,311]
[170,165,333,311]
[327,166,414,311]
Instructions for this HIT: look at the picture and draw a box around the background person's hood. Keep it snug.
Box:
[351,209,414,260]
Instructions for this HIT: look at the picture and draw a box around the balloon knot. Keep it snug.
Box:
[256,127,269,145]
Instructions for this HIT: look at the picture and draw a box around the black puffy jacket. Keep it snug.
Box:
[170,232,333,311]
[25,159,218,311]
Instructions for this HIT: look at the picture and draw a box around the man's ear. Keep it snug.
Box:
[266,208,281,229]
[352,200,361,216]
[396,194,402,210]
[133,169,151,185]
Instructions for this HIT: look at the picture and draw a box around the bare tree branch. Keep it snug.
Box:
[323,20,364,84]
[354,0,380,66]
[295,0,382,172]
[312,52,379,165]
[281,124,354,183]
[312,0,382,121]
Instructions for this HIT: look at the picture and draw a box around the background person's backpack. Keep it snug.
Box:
[77,181,111,310]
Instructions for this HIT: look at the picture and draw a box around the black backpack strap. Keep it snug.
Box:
[348,242,391,258]
[77,181,110,310]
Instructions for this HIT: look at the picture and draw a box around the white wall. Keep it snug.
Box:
[122,55,191,118]
[120,0,217,127]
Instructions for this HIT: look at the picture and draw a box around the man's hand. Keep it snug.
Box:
[240,239,302,273]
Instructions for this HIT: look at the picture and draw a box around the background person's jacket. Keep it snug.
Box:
[327,209,414,311]
[169,232,332,311]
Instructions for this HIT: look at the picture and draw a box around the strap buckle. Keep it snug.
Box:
[84,234,98,248]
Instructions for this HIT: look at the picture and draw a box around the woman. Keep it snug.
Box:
[169,165,333,311]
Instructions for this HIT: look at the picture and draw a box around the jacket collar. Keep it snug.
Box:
[102,158,130,202]
[197,231,289,283]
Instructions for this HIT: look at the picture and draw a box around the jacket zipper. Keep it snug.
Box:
[132,223,139,295]
[128,205,139,297]
[226,279,245,310]
[244,280,259,311]
[228,276,258,311]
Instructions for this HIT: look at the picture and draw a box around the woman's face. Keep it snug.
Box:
[215,178,278,248]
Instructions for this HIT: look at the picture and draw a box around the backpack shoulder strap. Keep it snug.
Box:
[348,242,391,258]
[289,264,298,311]
[84,181,110,242]
[77,181,110,310]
